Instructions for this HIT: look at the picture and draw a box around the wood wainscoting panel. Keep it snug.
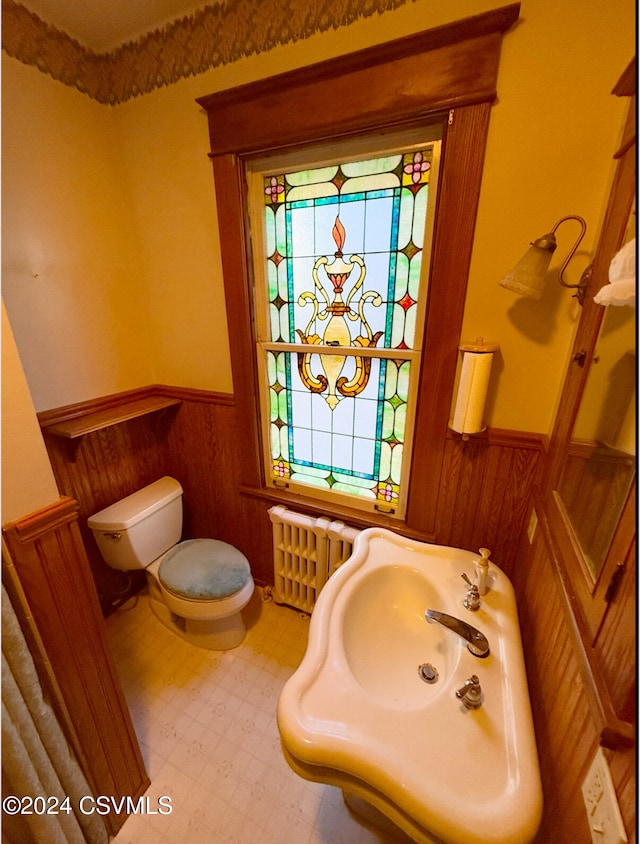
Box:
[161,387,239,543]
[435,429,545,577]
[2,497,150,836]
[513,514,636,843]
[40,386,548,598]
[43,413,171,614]
[595,534,637,723]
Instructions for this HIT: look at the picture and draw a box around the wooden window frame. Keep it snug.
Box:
[196,4,520,537]
[246,131,444,520]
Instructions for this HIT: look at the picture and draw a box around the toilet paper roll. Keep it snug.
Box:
[450,351,494,435]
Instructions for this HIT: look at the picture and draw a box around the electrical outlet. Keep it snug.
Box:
[581,747,627,844]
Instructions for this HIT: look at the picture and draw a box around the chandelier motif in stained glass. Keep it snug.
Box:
[260,147,434,510]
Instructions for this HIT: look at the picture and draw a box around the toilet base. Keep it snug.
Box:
[149,595,247,650]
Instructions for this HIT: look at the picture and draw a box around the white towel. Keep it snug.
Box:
[593,237,636,306]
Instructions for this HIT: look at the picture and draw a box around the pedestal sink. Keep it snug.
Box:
[277,528,542,844]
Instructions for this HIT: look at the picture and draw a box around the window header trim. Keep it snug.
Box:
[196,4,520,156]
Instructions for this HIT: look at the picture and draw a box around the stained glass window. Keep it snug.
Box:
[251,136,440,515]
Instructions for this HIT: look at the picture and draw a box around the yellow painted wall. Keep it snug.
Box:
[1,301,59,523]
[1,0,636,435]
[2,57,156,409]
[462,0,634,431]
[108,77,233,394]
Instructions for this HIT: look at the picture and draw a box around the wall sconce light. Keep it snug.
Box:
[499,215,591,304]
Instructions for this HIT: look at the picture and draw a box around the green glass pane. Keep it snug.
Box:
[278,260,288,302]
[269,304,280,341]
[413,185,428,249]
[390,304,406,349]
[397,187,414,251]
[286,166,339,187]
[408,252,423,301]
[397,361,410,401]
[276,352,286,385]
[378,441,392,481]
[267,261,278,303]
[382,400,395,439]
[331,471,375,489]
[289,463,331,488]
[276,425,289,461]
[278,390,288,424]
[269,389,279,422]
[292,474,331,489]
[332,482,377,498]
[341,173,399,196]
[393,252,409,302]
[288,183,340,203]
[265,206,276,256]
[403,304,417,349]
[275,204,287,256]
[270,422,281,459]
[279,304,289,342]
[394,403,406,441]
[384,360,398,400]
[267,351,277,385]
[290,462,331,479]
[390,443,403,484]
[342,155,402,177]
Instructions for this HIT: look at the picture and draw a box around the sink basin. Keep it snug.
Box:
[343,565,460,708]
[277,528,542,844]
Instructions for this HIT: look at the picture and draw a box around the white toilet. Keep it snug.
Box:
[88,476,254,649]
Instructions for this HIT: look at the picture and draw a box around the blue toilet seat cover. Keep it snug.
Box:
[158,539,251,601]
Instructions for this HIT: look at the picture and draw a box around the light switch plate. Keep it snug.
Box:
[581,747,628,844]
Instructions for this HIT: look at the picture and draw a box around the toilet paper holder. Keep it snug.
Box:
[449,337,499,440]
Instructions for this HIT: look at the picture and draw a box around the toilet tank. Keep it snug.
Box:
[88,477,183,571]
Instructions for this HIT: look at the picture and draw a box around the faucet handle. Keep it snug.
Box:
[461,573,480,611]
[456,675,482,709]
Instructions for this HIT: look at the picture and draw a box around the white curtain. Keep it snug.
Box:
[2,585,108,844]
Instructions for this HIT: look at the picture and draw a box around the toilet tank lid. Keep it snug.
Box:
[88,476,182,531]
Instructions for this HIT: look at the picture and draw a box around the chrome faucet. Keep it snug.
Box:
[424,609,490,658]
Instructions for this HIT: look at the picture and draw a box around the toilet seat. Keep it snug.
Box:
[158,538,251,601]
[147,539,255,624]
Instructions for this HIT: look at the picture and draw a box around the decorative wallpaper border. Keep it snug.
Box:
[2,0,416,104]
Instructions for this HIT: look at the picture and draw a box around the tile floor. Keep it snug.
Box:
[107,588,399,843]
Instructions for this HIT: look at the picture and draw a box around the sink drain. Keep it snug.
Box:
[418,663,439,684]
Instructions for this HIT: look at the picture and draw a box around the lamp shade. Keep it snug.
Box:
[499,240,555,300]
[499,216,587,302]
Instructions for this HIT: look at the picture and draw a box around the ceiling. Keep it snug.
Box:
[12,0,213,51]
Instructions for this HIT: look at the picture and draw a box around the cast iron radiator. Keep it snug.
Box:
[268,505,361,612]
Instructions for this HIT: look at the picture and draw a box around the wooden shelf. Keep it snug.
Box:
[42,396,182,440]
